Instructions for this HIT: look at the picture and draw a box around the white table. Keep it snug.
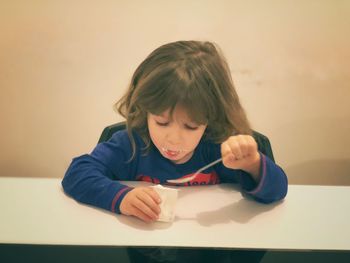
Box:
[1,177,350,251]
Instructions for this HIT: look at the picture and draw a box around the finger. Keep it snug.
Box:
[221,142,235,160]
[144,187,162,204]
[236,135,249,157]
[221,142,231,157]
[246,136,258,156]
[221,142,237,166]
[130,206,154,223]
[227,138,243,160]
[133,197,159,220]
[137,189,161,215]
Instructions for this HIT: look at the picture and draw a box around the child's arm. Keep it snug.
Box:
[62,153,134,214]
[62,131,160,220]
[221,135,288,203]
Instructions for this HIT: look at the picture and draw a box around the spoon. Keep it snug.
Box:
[166,157,223,184]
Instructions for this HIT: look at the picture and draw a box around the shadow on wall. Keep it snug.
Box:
[285,159,350,186]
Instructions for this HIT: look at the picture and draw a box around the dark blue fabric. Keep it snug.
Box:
[62,130,288,213]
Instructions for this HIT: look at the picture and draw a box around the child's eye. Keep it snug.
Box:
[156,121,169,127]
[185,124,199,130]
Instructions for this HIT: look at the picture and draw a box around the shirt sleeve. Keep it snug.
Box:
[61,131,137,214]
[214,148,288,203]
[237,153,288,203]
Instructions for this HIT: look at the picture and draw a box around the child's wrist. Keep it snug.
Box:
[241,152,261,182]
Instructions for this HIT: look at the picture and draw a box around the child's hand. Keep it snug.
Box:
[120,187,161,223]
[221,135,261,181]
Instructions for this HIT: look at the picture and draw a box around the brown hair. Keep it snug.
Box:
[115,40,251,159]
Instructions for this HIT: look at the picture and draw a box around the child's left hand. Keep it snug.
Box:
[221,135,261,181]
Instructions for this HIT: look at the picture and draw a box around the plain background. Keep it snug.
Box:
[1,0,349,185]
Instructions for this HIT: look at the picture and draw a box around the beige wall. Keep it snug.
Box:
[1,0,349,185]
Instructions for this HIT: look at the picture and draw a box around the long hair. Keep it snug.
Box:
[115,40,251,159]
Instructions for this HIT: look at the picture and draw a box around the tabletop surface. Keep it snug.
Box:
[1,177,350,251]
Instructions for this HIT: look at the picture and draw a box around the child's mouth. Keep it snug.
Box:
[161,147,184,158]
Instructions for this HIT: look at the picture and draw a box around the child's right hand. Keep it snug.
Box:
[120,187,161,222]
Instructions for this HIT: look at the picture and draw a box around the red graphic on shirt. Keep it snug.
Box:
[137,172,220,186]
[136,175,160,184]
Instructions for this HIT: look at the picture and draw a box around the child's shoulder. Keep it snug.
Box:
[108,129,145,148]
[109,129,128,141]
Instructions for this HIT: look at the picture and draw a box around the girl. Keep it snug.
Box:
[62,40,287,262]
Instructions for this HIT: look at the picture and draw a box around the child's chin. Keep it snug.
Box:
[166,155,182,163]
[162,152,181,163]
[168,154,191,164]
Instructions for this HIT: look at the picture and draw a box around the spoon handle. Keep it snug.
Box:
[167,157,223,184]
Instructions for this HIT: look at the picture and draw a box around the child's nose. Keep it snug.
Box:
[166,128,183,145]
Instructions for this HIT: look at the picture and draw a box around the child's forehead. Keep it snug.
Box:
[156,107,187,117]
[154,106,195,122]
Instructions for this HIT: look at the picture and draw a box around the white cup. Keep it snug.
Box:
[151,185,178,222]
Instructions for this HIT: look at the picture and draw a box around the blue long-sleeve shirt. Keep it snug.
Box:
[62,130,288,214]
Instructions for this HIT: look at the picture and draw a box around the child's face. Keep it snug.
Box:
[147,106,207,164]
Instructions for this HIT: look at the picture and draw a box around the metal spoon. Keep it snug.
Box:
[166,157,223,184]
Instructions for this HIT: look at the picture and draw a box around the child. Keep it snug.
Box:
[62,40,288,262]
